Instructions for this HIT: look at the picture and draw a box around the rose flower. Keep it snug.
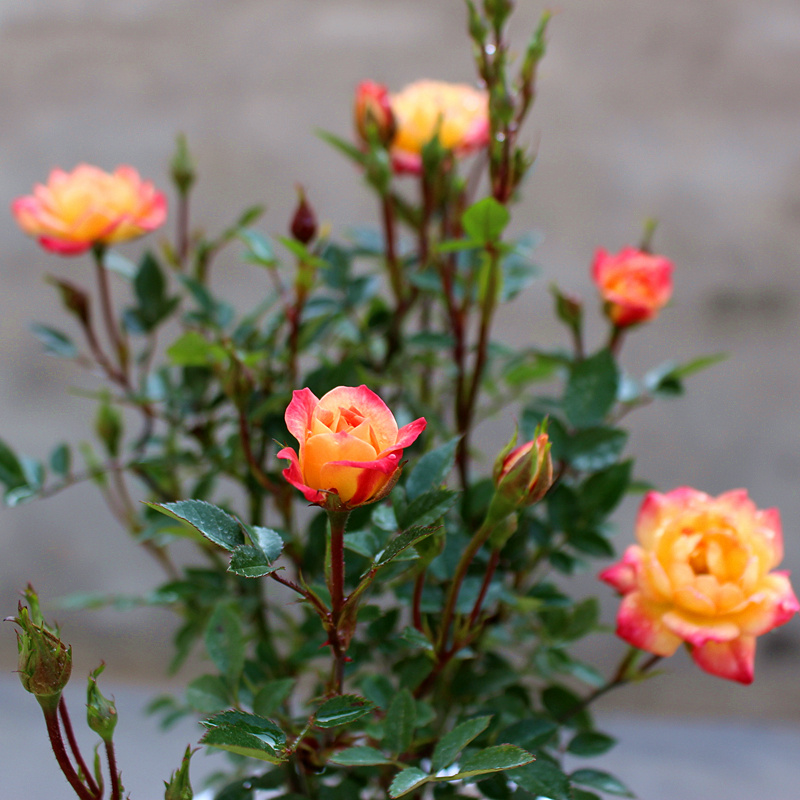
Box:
[278,386,426,509]
[600,487,799,683]
[388,80,489,174]
[12,164,167,255]
[592,246,673,327]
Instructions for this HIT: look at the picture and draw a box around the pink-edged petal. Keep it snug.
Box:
[304,431,378,499]
[755,506,783,568]
[285,388,320,443]
[317,385,398,451]
[276,445,326,505]
[393,417,427,450]
[690,636,756,684]
[615,592,682,656]
[599,545,642,594]
[322,459,395,507]
[391,150,423,175]
[736,571,800,636]
[38,236,91,255]
[661,610,739,647]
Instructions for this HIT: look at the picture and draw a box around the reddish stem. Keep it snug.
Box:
[105,740,121,800]
[42,704,96,800]
[59,698,99,796]
[412,570,426,632]
[467,547,500,629]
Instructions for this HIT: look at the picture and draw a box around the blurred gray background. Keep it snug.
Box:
[2,0,800,796]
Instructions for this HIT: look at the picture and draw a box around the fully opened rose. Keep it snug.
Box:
[278,386,426,509]
[12,164,167,255]
[600,487,799,683]
[592,246,673,327]
[388,80,489,174]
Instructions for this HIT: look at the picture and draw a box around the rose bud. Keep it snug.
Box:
[9,600,72,711]
[290,185,317,245]
[600,487,799,684]
[591,246,673,327]
[493,426,553,511]
[354,80,397,147]
[389,79,489,174]
[277,385,426,509]
[12,164,167,256]
[86,663,118,743]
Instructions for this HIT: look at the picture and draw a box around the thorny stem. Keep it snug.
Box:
[105,740,121,800]
[467,547,500,629]
[59,698,99,796]
[326,508,350,694]
[42,704,96,800]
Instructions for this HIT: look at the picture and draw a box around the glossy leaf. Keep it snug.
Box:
[146,500,245,551]
[567,731,616,757]
[405,437,460,501]
[398,489,458,529]
[388,768,429,798]
[383,689,416,755]
[570,769,635,797]
[462,197,510,244]
[313,695,375,729]
[431,715,492,773]
[200,710,287,763]
[564,349,619,428]
[329,746,392,767]
[374,527,439,568]
[509,760,572,800]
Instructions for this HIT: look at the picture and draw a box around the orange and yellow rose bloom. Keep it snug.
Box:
[12,164,167,255]
[388,80,489,174]
[592,246,673,327]
[600,487,799,683]
[278,386,426,509]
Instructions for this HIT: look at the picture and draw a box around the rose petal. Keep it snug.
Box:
[276,445,326,505]
[691,636,756,684]
[616,593,682,656]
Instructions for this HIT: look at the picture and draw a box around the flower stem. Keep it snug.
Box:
[326,507,351,694]
[105,739,121,800]
[41,703,96,800]
[59,697,99,796]
[92,246,128,380]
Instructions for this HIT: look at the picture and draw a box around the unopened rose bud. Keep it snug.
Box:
[290,186,317,245]
[164,746,195,800]
[493,425,553,511]
[8,593,72,711]
[354,81,396,147]
[87,663,118,743]
[170,134,196,196]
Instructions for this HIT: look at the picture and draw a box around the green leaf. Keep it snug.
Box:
[452,745,534,778]
[542,685,591,729]
[375,527,439,568]
[462,197,510,244]
[405,438,460,501]
[389,768,429,798]
[239,229,277,267]
[498,718,558,750]
[382,689,416,755]
[0,438,27,490]
[30,324,78,358]
[186,674,231,713]
[329,746,392,767]
[567,731,616,757]
[49,443,71,477]
[398,489,458,529]
[253,678,294,717]
[167,331,227,366]
[579,460,633,518]
[400,626,434,652]
[313,695,375,728]
[509,760,572,800]
[200,710,287,763]
[229,525,284,578]
[146,500,244,551]
[431,716,492,773]
[567,427,628,471]
[570,769,635,797]
[564,349,619,428]
[645,353,726,397]
[204,603,245,680]
[227,547,282,578]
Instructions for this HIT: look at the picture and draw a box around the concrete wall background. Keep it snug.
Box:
[2,0,800,719]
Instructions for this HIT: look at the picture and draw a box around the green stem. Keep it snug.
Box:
[92,246,128,380]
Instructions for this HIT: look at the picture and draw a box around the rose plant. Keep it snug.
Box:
[3,3,796,800]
